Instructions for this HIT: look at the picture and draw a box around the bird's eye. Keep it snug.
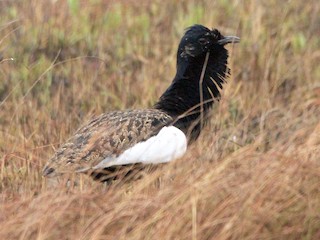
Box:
[198,38,209,45]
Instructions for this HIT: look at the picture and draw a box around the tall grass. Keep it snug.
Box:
[1,0,319,239]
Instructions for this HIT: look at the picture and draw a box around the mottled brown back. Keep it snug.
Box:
[44,109,173,174]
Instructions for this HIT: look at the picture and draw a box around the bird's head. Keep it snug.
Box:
[178,24,239,60]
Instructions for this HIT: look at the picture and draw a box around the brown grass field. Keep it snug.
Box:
[1,0,320,239]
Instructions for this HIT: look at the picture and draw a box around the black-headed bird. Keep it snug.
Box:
[43,24,239,178]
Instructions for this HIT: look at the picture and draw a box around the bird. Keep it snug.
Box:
[42,24,239,178]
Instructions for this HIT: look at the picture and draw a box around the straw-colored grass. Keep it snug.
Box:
[0,0,319,239]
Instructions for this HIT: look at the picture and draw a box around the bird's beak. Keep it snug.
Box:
[217,36,240,45]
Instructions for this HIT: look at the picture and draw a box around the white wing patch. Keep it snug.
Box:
[93,126,187,169]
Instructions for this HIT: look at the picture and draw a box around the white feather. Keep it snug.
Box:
[93,126,187,169]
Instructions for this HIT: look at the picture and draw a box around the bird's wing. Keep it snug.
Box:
[43,109,173,176]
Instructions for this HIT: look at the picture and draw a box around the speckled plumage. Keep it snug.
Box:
[44,109,172,175]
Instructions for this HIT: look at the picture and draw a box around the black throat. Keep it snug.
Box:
[154,46,229,141]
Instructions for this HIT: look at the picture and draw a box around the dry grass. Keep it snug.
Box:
[1,0,320,239]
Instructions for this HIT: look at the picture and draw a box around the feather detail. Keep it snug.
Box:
[92,126,187,169]
[43,109,172,176]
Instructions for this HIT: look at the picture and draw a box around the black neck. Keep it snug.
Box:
[154,47,229,141]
